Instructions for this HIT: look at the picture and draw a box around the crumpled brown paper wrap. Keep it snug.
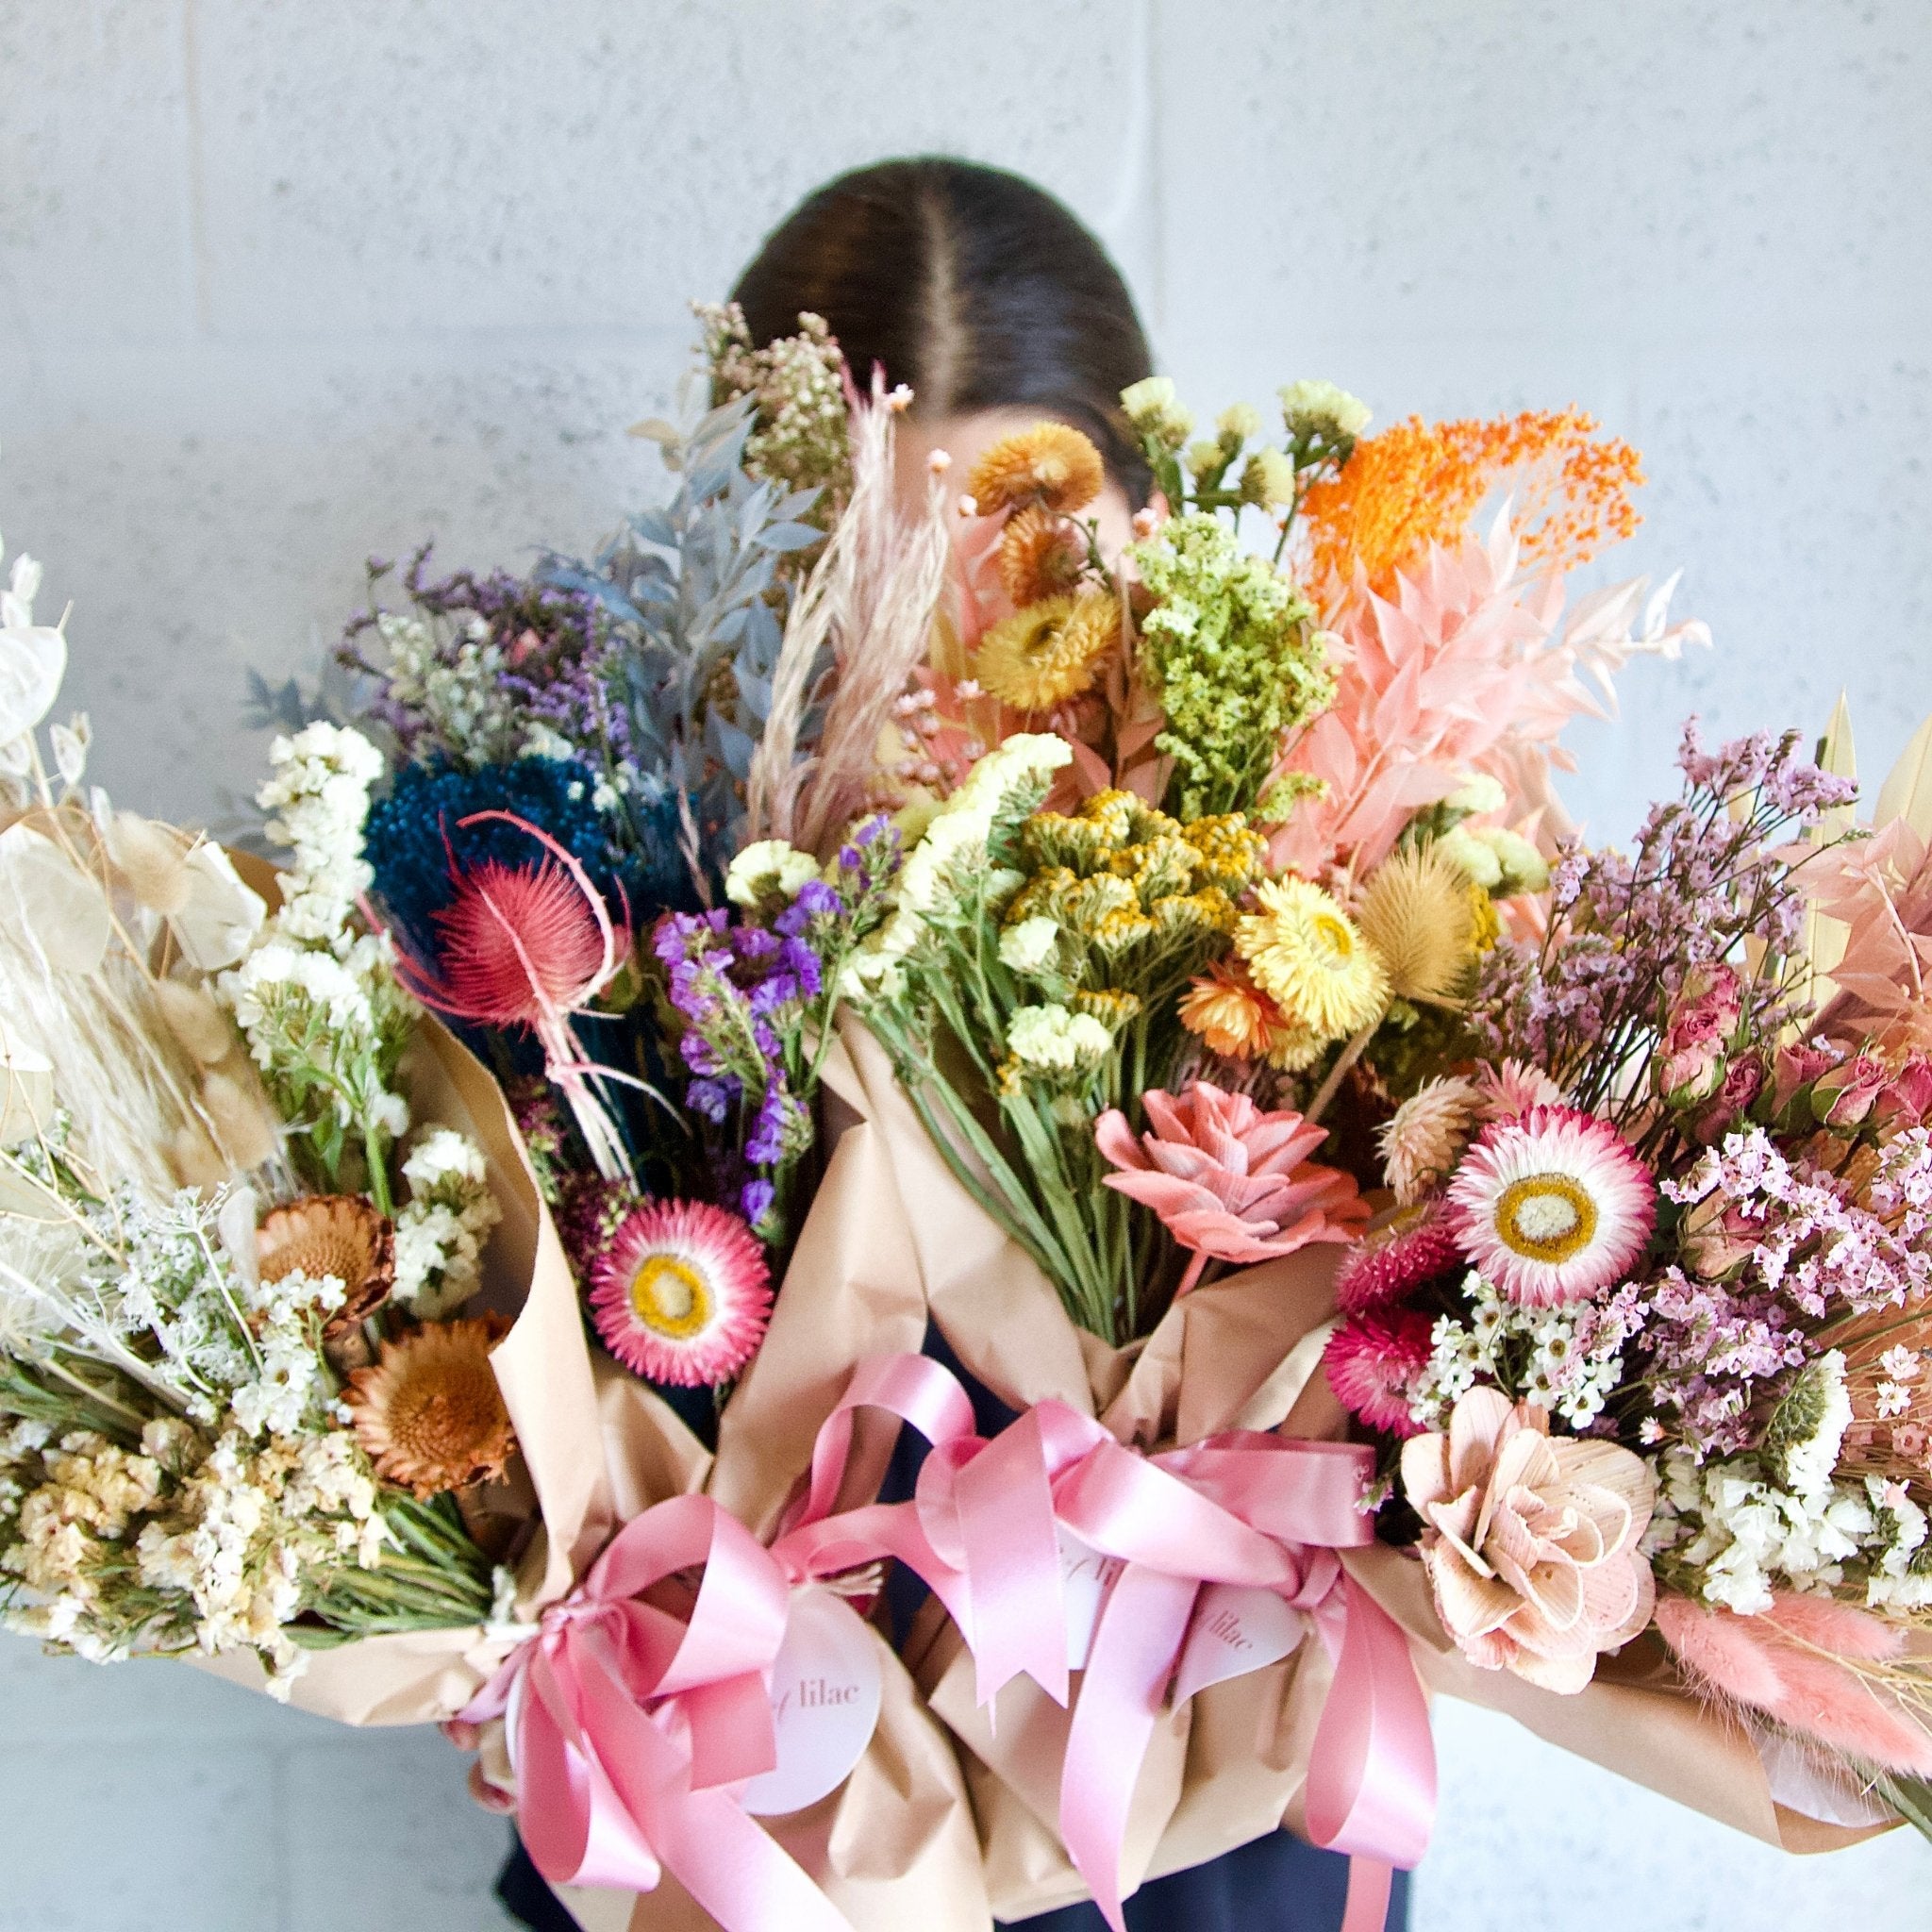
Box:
[706,1016,1891,1920]
[192,1009,632,1719]
[559,1027,992,1932]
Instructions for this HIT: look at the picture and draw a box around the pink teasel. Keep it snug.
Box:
[1267,512,1705,880]
[1656,1591,1932,1777]
[1095,1080,1369,1295]
[387,809,639,1184]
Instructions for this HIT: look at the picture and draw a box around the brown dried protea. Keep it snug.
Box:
[966,422,1106,517]
[997,504,1086,606]
[258,1194,395,1334]
[346,1315,516,1499]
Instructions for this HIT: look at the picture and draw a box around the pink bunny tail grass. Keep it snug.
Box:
[1657,1593,1932,1776]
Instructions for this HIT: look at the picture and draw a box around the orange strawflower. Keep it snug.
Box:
[1301,409,1642,597]
[968,422,1106,517]
[997,503,1086,605]
[1178,958,1285,1061]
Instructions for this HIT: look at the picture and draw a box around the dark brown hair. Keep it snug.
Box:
[733,157,1156,502]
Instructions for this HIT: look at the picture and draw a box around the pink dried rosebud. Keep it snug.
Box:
[1772,1041,1840,1115]
[1878,1058,1932,1128]
[1097,1080,1369,1293]
[1814,1055,1891,1127]
[1324,1307,1433,1437]
[1689,1053,1766,1143]
[1402,1387,1656,1693]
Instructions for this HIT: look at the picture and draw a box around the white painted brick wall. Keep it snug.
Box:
[2,3,1928,1927]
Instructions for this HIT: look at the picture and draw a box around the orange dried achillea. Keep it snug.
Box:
[1301,408,1643,598]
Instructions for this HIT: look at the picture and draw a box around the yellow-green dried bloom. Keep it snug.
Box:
[1217,403,1263,445]
[1021,812,1110,877]
[998,914,1061,975]
[1072,987,1143,1029]
[1278,379,1372,445]
[1187,440,1227,485]
[1128,511,1335,817]
[1121,375,1194,451]
[1108,832,1198,904]
[1240,448,1297,508]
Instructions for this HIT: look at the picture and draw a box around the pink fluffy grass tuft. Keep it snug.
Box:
[1656,1592,1932,1776]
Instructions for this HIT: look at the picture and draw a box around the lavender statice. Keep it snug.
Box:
[1474,722,1856,1132]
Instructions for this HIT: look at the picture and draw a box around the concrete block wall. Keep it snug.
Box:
[2,3,1929,1927]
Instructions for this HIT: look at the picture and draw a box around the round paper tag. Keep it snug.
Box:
[1058,1524,1126,1671]
[740,1588,883,1817]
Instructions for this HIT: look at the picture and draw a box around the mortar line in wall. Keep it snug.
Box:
[181,0,213,336]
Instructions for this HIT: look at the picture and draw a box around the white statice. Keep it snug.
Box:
[375,609,521,766]
[1278,378,1372,443]
[1006,1003,1111,1076]
[1648,1448,1877,1613]
[998,914,1060,975]
[725,839,822,907]
[847,734,1073,991]
[1765,1352,1854,1495]
[1864,1479,1932,1611]
[255,723,383,948]
[228,1265,343,1441]
[391,1127,500,1319]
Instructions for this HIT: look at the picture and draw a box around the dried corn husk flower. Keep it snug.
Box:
[966,422,1106,517]
[346,1315,516,1498]
[258,1194,394,1333]
[1402,1387,1656,1693]
[997,504,1086,606]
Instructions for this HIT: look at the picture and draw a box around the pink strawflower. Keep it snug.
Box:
[1324,1308,1434,1437]
[589,1199,773,1388]
[1097,1081,1368,1294]
[1445,1105,1655,1306]
[1335,1206,1462,1315]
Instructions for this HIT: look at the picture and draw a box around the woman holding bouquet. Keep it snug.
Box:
[495,154,1409,1932]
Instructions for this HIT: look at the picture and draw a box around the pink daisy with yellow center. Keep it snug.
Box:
[588,1200,773,1388]
[1444,1105,1655,1307]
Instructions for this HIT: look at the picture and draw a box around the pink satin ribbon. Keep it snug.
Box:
[770,1356,1437,1932]
[466,1355,1434,1932]
[459,1492,852,1931]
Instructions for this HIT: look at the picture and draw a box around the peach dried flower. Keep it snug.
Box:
[1402,1386,1656,1693]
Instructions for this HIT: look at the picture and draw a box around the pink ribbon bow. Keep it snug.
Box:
[460,1492,853,1932]
[774,1355,1436,1932]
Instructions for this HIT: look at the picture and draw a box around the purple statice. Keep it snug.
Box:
[1637,1266,1809,1457]
[648,820,903,1239]
[1474,720,1857,1131]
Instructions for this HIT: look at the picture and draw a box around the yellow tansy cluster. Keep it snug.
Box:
[999,791,1266,1006]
